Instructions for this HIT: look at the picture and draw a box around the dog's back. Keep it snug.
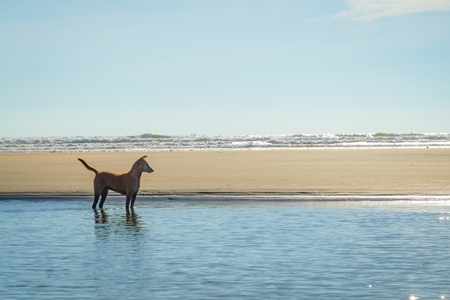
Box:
[94,171,127,195]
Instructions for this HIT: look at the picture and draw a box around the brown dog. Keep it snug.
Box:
[78,156,154,212]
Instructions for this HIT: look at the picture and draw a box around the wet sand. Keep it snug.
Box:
[0,149,449,198]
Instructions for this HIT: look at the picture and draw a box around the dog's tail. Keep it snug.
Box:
[78,158,98,174]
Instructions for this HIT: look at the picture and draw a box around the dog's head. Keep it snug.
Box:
[139,155,154,173]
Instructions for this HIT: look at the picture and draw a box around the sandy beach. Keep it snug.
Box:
[0,149,449,198]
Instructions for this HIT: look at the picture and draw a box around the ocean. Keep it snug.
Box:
[1,132,449,153]
[1,197,450,299]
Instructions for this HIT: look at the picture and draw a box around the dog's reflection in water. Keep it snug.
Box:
[94,209,109,224]
[94,209,143,238]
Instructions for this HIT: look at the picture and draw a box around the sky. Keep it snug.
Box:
[1,0,449,137]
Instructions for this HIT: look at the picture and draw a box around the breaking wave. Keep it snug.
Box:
[0,133,449,153]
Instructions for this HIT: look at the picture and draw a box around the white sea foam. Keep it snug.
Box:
[0,133,449,153]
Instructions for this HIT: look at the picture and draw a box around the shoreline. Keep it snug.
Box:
[1,149,449,198]
[2,193,450,201]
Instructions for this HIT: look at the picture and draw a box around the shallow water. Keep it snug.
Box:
[1,197,450,299]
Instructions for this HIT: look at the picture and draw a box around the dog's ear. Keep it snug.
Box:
[141,155,148,159]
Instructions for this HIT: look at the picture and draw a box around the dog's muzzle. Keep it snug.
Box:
[145,165,154,173]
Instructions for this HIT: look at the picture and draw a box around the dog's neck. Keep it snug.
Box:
[128,161,144,178]
[128,162,143,178]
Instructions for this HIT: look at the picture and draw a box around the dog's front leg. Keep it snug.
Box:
[130,191,138,210]
[125,193,132,213]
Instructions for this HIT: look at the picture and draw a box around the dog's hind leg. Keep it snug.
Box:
[99,188,109,209]
[92,194,100,209]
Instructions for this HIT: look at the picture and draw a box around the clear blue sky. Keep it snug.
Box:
[1,0,449,137]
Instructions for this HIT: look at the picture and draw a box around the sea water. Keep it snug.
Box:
[1,132,449,153]
[1,197,450,299]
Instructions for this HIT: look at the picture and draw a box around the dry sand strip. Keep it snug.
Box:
[0,149,449,198]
